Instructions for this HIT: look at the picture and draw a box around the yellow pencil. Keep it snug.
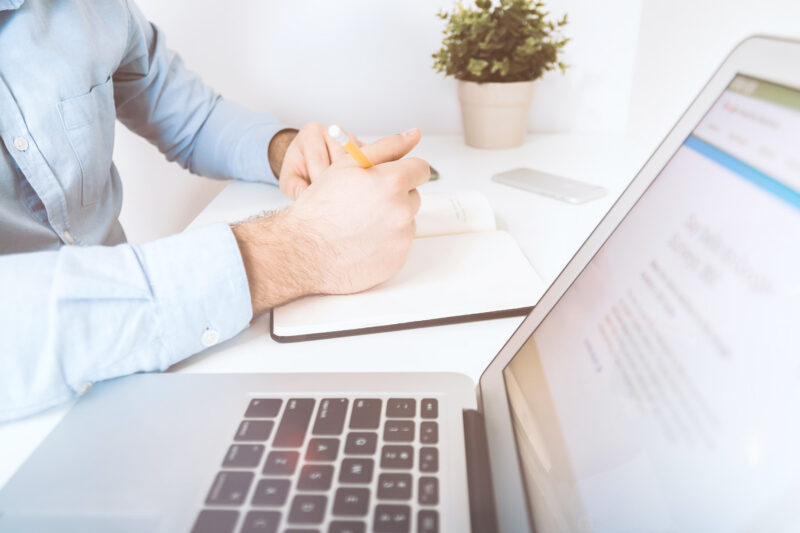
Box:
[328,124,373,168]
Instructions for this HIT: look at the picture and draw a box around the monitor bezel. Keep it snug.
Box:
[476,35,800,532]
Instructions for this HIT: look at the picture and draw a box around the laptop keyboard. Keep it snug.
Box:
[191,397,441,533]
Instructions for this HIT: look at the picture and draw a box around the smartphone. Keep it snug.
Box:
[492,167,606,204]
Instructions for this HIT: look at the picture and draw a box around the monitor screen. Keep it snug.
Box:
[503,75,800,532]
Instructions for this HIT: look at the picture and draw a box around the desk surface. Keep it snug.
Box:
[0,133,652,488]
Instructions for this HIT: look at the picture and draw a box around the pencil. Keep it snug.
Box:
[328,124,373,168]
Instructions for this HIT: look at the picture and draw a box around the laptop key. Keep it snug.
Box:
[285,530,319,533]
[386,399,416,418]
[312,398,349,435]
[263,450,300,475]
[240,510,281,533]
[339,458,374,483]
[380,445,413,469]
[297,464,334,491]
[421,399,438,419]
[349,399,381,429]
[234,420,274,442]
[373,504,410,533]
[418,510,439,533]
[305,438,340,461]
[333,487,370,516]
[288,494,327,524]
[377,473,412,500]
[344,432,377,455]
[383,420,414,442]
[251,478,291,506]
[273,398,315,447]
[245,398,283,418]
[222,444,265,468]
[329,521,366,533]
[420,422,438,444]
[205,471,254,506]
[191,509,239,533]
[418,477,439,505]
[419,447,439,473]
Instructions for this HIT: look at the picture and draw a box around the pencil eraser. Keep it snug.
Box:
[328,124,348,145]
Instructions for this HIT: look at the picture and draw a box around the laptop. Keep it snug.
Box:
[1,35,799,533]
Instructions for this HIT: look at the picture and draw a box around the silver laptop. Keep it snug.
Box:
[2,35,799,533]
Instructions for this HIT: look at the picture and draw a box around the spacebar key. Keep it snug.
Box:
[273,399,316,447]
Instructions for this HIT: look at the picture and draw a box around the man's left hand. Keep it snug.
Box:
[269,122,361,200]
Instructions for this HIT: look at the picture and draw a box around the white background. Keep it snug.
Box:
[115,0,800,243]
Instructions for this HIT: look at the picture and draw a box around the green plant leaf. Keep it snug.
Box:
[431,0,570,83]
[491,57,510,77]
[467,57,489,78]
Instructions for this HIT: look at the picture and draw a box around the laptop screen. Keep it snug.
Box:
[503,75,800,531]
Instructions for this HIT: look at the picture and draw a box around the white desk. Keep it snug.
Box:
[0,133,652,488]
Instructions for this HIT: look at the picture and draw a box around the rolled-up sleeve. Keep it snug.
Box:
[0,223,253,422]
[112,0,286,183]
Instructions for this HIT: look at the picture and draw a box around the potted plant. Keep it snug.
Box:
[433,0,569,149]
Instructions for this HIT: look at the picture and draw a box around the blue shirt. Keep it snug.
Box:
[0,0,286,421]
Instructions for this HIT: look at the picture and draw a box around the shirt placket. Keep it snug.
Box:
[0,76,74,244]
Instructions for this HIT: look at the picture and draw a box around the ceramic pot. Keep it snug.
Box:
[457,80,535,149]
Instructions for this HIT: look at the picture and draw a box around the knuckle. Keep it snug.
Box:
[409,197,422,217]
[405,157,427,171]
[392,204,414,229]
[411,158,431,180]
[385,174,406,195]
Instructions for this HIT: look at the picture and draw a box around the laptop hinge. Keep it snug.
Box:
[463,409,499,533]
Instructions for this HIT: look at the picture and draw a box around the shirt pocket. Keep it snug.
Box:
[59,78,116,206]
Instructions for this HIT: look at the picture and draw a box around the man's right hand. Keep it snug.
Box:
[232,128,429,316]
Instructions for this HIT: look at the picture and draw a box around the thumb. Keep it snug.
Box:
[358,128,421,166]
[279,169,310,200]
[293,180,309,199]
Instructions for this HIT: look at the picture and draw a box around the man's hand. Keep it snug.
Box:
[274,122,361,200]
[233,128,427,316]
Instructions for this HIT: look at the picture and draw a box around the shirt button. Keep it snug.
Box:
[63,230,74,244]
[13,136,28,152]
[201,328,220,347]
[77,382,92,395]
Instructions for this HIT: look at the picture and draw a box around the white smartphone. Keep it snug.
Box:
[492,167,607,204]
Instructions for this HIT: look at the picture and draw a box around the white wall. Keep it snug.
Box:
[629,0,800,147]
[116,0,641,242]
[116,0,799,243]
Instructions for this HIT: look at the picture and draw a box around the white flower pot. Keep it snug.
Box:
[457,80,535,149]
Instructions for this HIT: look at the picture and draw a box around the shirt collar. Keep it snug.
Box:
[0,0,24,12]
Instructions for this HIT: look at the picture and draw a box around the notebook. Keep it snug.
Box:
[270,190,547,342]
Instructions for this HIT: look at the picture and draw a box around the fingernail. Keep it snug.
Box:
[402,128,419,138]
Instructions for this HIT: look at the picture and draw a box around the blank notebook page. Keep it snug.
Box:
[271,230,547,339]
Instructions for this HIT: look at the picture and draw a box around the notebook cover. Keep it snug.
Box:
[269,305,533,343]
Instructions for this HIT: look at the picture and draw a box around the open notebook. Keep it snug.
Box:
[270,190,548,342]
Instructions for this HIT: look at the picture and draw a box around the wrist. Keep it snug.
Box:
[231,211,324,315]
[267,128,299,179]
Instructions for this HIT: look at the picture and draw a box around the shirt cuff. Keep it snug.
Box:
[191,98,289,184]
[138,222,253,367]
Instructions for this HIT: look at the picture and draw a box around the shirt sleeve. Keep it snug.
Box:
[112,0,286,183]
[0,223,253,422]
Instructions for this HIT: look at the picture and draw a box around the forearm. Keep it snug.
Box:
[189,99,289,182]
[0,224,252,421]
[231,211,325,316]
[114,1,289,182]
